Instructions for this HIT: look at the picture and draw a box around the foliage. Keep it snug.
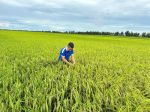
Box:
[0,30,150,112]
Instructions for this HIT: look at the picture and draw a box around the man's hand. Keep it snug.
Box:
[62,56,74,66]
[69,63,74,66]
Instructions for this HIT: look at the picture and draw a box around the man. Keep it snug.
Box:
[58,42,75,66]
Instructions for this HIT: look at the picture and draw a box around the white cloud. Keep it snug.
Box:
[0,0,150,32]
[0,21,10,27]
[0,0,29,7]
[0,0,97,8]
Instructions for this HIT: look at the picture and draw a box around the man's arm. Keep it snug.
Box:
[61,56,73,66]
[71,54,75,64]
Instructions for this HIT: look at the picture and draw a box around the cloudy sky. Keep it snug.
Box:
[0,0,150,32]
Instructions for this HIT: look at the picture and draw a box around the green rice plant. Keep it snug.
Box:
[0,30,150,112]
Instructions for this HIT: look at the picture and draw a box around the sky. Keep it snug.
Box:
[0,0,150,32]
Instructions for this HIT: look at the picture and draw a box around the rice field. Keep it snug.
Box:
[0,30,150,112]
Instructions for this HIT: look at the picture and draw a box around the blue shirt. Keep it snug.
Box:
[58,47,74,61]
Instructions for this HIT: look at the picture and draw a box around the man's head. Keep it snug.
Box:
[67,42,74,51]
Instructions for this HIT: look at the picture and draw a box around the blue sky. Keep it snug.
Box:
[0,0,150,32]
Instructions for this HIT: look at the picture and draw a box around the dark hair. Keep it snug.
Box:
[68,42,74,48]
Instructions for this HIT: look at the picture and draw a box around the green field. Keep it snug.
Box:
[0,30,150,112]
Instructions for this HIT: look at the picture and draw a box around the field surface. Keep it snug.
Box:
[0,30,150,112]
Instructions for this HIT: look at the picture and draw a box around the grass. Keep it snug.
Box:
[0,30,150,112]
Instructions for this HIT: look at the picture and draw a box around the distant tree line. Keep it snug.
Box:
[47,30,150,38]
[65,31,150,37]
[1,29,150,38]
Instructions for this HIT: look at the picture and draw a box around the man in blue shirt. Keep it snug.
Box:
[58,42,75,66]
